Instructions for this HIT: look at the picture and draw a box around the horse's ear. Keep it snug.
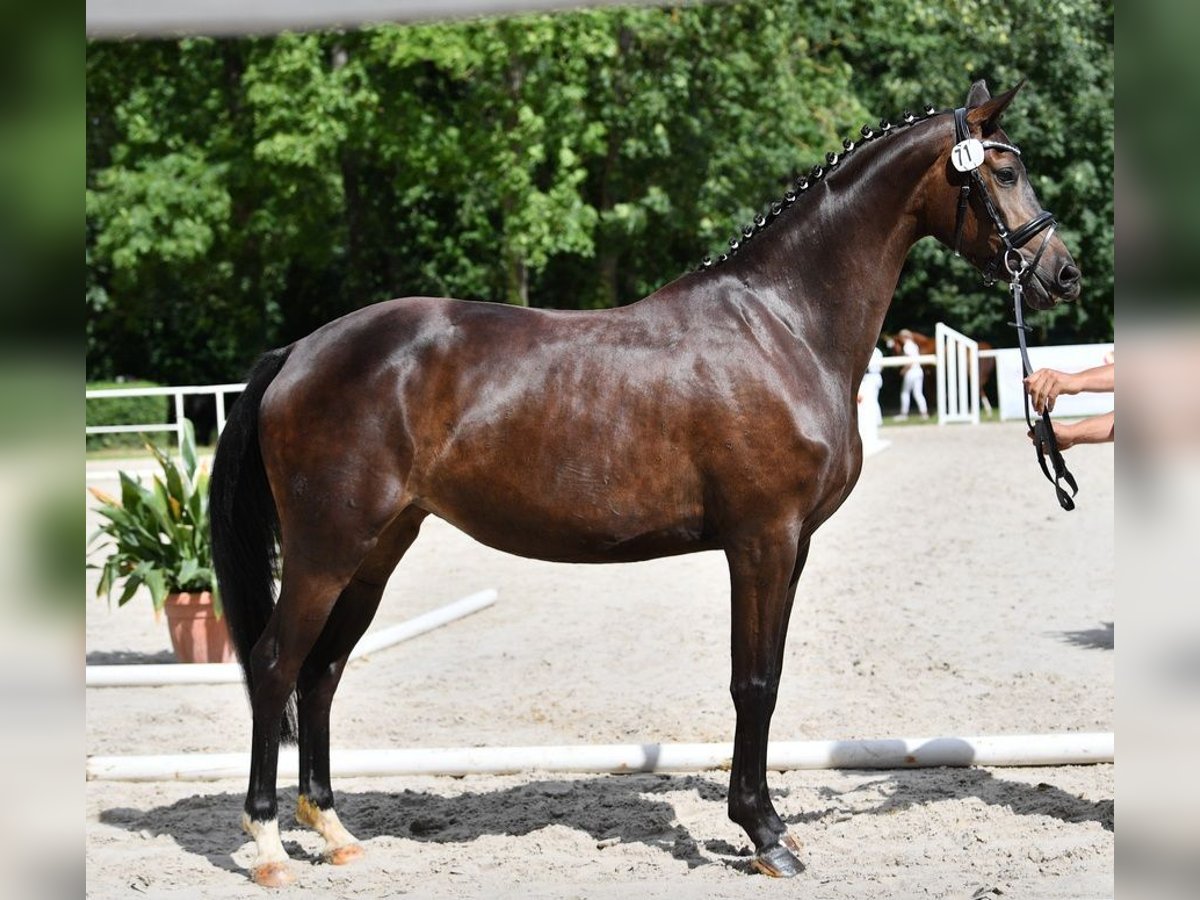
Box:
[965,79,991,108]
[966,80,1024,135]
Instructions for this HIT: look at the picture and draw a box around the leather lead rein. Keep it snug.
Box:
[950,106,1079,511]
[1009,266,1079,511]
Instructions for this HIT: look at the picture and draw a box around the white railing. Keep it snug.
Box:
[935,322,980,425]
[876,349,999,365]
[875,354,937,368]
[85,383,247,450]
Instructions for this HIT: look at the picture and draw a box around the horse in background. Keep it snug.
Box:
[888,329,996,414]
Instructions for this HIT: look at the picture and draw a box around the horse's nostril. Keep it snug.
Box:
[1058,264,1081,287]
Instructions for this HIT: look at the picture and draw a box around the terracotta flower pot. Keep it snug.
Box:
[163,591,234,663]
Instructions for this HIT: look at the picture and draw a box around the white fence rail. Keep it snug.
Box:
[935,322,980,425]
[85,383,247,450]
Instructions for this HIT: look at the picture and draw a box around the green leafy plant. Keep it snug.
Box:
[87,419,220,616]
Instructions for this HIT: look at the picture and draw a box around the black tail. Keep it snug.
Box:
[210,347,297,742]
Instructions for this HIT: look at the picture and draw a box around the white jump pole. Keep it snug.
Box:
[345,589,496,660]
[86,732,1113,781]
[86,660,241,687]
[85,589,498,688]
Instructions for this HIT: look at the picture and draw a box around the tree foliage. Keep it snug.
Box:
[86,0,1113,383]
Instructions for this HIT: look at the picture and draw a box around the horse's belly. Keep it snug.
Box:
[437,510,716,563]
[415,459,713,563]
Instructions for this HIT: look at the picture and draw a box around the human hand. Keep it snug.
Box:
[1028,420,1077,452]
[1023,368,1078,414]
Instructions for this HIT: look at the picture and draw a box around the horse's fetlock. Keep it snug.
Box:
[245,796,278,824]
[298,787,334,817]
[727,788,759,825]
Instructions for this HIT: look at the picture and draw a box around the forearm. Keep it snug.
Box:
[1070,363,1114,394]
[1060,412,1115,447]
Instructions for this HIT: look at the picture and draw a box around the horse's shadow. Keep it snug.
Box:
[786,766,1113,833]
[99,765,1111,878]
[99,773,739,875]
[338,773,737,868]
[1055,621,1114,651]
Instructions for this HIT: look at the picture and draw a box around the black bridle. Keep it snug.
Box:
[950,106,1078,511]
[950,107,1057,285]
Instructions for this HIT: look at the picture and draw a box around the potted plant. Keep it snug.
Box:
[88,418,232,663]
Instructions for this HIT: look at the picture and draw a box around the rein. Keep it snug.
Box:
[950,105,1078,511]
[1008,256,1079,510]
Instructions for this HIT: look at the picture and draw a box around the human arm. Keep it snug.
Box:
[1028,412,1115,451]
[1024,363,1115,413]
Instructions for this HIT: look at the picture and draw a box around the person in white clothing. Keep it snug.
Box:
[858,347,883,419]
[895,329,929,420]
[857,345,885,448]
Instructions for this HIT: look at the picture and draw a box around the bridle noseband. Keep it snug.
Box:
[949,106,1078,511]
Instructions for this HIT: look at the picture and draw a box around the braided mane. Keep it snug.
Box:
[699,104,950,270]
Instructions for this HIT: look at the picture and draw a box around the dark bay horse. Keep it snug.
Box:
[210,80,1081,886]
[888,329,997,413]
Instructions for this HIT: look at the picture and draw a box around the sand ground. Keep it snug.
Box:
[85,422,1114,898]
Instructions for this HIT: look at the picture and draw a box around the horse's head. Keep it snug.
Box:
[928,80,1081,310]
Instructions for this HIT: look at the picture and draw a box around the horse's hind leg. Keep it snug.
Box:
[725,523,806,878]
[294,508,428,864]
[241,553,360,887]
[241,497,411,888]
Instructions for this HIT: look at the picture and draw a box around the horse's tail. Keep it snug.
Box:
[210,346,297,743]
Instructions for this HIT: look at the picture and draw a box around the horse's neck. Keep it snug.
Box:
[729,118,946,381]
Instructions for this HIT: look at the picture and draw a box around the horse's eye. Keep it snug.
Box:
[996,167,1017,186]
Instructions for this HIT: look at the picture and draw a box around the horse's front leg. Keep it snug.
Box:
[725,525,808,877]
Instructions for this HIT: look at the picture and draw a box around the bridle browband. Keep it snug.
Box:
[950,105,1078,511]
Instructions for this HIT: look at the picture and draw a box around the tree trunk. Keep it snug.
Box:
[505,253,529,306]
[594,24,631,309]
[502,52,529,307]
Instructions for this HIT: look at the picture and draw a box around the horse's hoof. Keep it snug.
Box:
[751,842,804,878]
[250,861,296,888]
[325,843,365,866]
[780,831,804,854]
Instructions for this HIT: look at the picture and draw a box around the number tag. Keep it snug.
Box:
[951,138,985,173]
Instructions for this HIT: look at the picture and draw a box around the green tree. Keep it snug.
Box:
[838,0,1114,344]
[86,0,1113,385]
